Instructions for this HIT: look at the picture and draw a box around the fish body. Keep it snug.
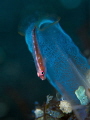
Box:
[32,27,46,80]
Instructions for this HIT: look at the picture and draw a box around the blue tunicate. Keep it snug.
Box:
[25,17,90,105]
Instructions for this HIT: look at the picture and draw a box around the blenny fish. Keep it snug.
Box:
[32,27,46,80]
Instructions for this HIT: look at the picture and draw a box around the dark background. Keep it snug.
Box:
[0,0,90,119]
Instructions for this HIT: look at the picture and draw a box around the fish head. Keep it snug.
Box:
[37,70,46,80]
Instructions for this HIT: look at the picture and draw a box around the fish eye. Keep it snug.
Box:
[41,71,44,75]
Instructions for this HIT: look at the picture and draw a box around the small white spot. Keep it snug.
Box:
[34,45,36,49]
[34,108,44,118]
[38,57,40,59]
[59,100,72,114]
[36,56,38,61]
[35,50,36,55]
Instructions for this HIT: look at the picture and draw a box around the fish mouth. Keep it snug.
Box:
[40,75,46,80]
